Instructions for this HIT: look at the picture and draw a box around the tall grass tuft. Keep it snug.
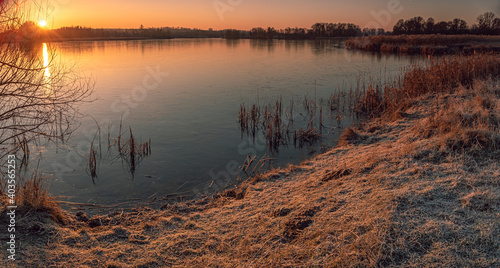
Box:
[4,170,66,223]
[353,53,500,119]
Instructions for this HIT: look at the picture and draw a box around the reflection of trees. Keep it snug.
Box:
[225,39,241,49]
[250,39,275,52]
[284,40,306,52]
[0,1,93,159]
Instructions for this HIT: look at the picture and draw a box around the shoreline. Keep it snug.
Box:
[1,55,499,267]
[346,34,500,55]
[36,36,347,43]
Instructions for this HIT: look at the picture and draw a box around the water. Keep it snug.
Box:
[31,38,420,205]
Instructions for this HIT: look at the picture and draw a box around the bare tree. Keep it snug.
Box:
[475,12,497,34]
[0,0,93,161]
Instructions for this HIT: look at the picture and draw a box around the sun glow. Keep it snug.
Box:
[43,43,51,97]
[38,20,47,27]
[43,43,50,76]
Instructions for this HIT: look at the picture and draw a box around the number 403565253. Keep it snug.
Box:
[7,155,16,201]
[7,155,16,191]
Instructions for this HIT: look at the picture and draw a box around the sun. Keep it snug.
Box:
[38,20,47,27]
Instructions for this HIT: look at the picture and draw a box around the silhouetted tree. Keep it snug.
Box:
[450,18,468,34]
[406,17,425,34]
[250,27,268,39]
[474,12,498,34]
[424,18,435,34]
[311,23,327,37]
[390,15,498,35]
[362,28,377,36]
[266,27,277,39]
[0,0,93,159]
[224,29,241,39]
[393,19,406,35]
[494,18,500,35]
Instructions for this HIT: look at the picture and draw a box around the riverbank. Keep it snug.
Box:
[346,35,500,55]
[1,55,500,267]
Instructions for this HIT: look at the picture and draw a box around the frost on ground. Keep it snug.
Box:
[1,80,499,267]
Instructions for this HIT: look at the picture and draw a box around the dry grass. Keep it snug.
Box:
[352,53,500,120]
[346,35,500,55]
[412,80,500,154]
[0,170,65,224]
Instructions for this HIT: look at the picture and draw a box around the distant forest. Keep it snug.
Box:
[4,12,499,42]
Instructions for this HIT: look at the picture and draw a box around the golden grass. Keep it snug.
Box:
[0,170,65,223]
[346,35,500,55]
[352,53,500,120]
[412,80,500,154]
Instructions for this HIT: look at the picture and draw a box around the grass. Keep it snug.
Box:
[0,169,65,224]
[346,34,500,55]
[89,124,152,180]
[411,80,500,154]
[351,53,500,120]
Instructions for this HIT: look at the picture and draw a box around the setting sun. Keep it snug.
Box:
[38,19,47,27]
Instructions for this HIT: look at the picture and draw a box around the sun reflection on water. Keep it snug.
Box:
[42,43,52,97]
[43,43,50,78]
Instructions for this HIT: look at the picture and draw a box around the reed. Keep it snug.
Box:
[239,95,326,152]
[89,137,98,182]
[346,35,500,55]
[294,127,321,147]
[353,53,500,119]
[15,135,30,169]
[117,117,123,155]
[100,123,153,178]
[129,128,136,174]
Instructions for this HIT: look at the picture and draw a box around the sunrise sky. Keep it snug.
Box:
[33,0,500,30]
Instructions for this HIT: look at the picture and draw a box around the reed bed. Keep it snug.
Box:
[346,35,500,55]
[239,96,332,152]
[239,53,500,153]
[87,124,152,180]
[352,53,500,119]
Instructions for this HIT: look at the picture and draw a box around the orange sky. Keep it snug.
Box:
[30,0,499,30]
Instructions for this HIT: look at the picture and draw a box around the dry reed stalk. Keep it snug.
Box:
[129,128,136,175]
[89,138,97,181]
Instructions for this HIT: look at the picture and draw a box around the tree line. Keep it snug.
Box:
[240,23,361,40]
[243,12,500,39]
[45,26,226,40]
[393,12,500,35]
[3,12,499,43]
